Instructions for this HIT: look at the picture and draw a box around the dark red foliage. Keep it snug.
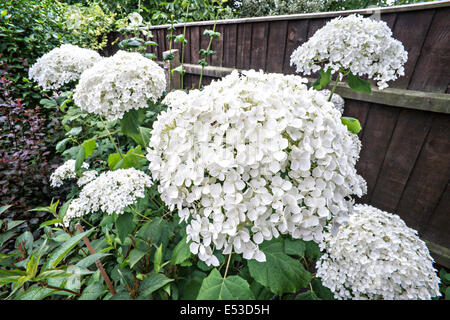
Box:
[0,64,60,217]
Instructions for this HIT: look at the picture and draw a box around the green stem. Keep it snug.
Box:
[180,5,190,89]
[223,252,233,279]
[138,126,147,149]
[198,15,219,90]
[100,117,123,159]
[130,205,151,221]
[328,72,341,102]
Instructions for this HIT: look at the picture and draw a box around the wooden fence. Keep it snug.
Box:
[108,1,450,265]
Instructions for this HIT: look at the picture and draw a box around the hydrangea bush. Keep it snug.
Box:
[28,44,102,90]
[291,14,408,92]
[73,50,166,121]
[1,8,443,302]
[147,70,367,266]
[316,204,441,300]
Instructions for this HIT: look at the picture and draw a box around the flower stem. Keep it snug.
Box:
[130,205,151,221]
[328,72,341,102]
[100,117,123,159]
[223,252,233,279]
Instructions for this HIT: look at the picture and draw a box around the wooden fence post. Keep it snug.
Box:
[163,49,181,90]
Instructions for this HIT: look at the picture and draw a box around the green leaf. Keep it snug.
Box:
[34,269,71,281]
[79,282,105,300]
[0,205,12,215]
[75,146,85,172]
[144,40,158,46]
[66,127,82,136]
[311,278,335,300]
[312,68,332,90]
[174,34,187,44]
[171,235,192,265]
[44,229,93,270]
[82,138,96,159]
[197,268,254,300]
[107,146,145,170]
[128,126,151,149]
[15,286,58,300]
[139,273,174,297]
[55,138,71,152]
[341,117,362,134]
[39,219,62,229]
[15,231,34,253]
[6,220,25,230]
[153,244,163,272]
[347,72,371,94]
[284,238,306,257]
[171,65,185,75]
[116,211,134,243]
[120,109,140,136]
[26,239,47,278]
[295,290,320,300]
[128,249,146,269]
[248,239,312,296]
[304,240,321,260]
[76,252,111,268]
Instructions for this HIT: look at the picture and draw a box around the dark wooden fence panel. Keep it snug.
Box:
[143,2,450,262]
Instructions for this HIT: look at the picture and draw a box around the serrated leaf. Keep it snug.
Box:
[197,268,254,300]
[341,116,362,134]
[26,239,47,278]
[79,282,105,300]
[312,68,332,90]
[76,252,111,268]
[304,240,321,260]
[34,269,71,281]
[128,249,146,269]
[284,238,306,257]
[120,109,140,136]
[43,229,93,270]
[66,127,82,136]
[295,290,320,300]
[82,138,96,159]
[15,286,58,300]
[0,205,12,215]
[75,146,85,172]
[248,239,312,296]
[55,138,71,152]
[347,72,371,94]
[116,211,134,243]
[171,236,192,265]
[139,273,174,297]
[311,278,335,300]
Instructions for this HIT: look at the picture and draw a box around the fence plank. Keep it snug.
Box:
[422,185,450,248]
[250,22,269,70]
[189,26,200,65]
[283,19,309,74]
[396,114,450,238]
[236,23,253,69]
[370,109,433,211]
[356,104,400,203]
[266,21,288,73]
[211,24,224,67]
[408,7,450,92]
[389,9,434,89]
[222,24,237,68]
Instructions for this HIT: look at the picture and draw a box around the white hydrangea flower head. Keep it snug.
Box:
[77,170,98,187]
[73,50,166,121]
[162,90,188,108]
[50,160,89,188]
[316,204,441,300]
[147,70,366,266]
[290,14,408,90]
[319,90,345,114]
[28,44,102,90]
[63,168,153,226]
[129,12,143,27]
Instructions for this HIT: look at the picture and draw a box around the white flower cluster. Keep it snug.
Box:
[63,168,153,226]
[147,70,366,266]
[316,204,441,300]
[290,14,408,90]
[73,50,166,121]
[320,90,345,114]
[28,44,102,90]
[50,160,89,188]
